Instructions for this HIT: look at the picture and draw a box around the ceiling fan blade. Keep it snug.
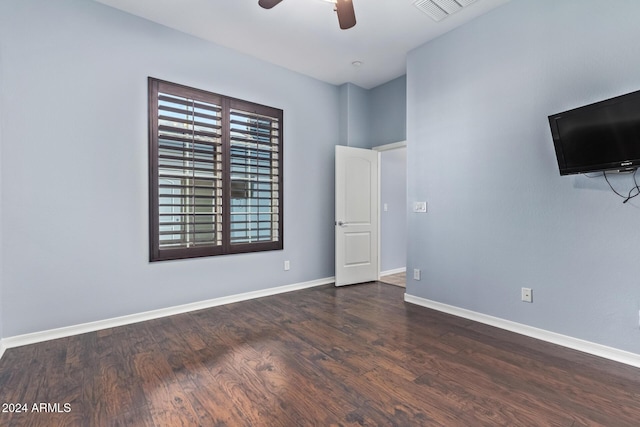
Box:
[258,0,283,9]
[335,0,356,30]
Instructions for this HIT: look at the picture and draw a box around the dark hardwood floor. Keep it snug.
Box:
[1,282,639,426]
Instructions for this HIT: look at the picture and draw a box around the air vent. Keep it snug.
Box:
[413,0,477,22]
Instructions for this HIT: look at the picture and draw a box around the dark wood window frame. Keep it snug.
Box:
[148,78,283,262]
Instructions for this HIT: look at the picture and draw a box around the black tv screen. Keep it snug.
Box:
[548,89,640,175]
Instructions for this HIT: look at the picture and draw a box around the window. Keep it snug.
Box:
[148,78,283,261]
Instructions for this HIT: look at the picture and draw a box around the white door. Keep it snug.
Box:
[335,146,379,286]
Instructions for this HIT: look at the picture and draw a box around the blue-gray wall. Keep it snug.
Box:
[0,80,3,341]
[407,0,640,354]
[380,147,407,273]
[370,76,407,147]
[339,77,406,148]
[338,83,371,148]
[0,0,339,336]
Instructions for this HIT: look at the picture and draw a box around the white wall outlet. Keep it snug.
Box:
[383,203,388,212]
[413,268,421,280]
[284,260,290,271]
[521,287,533,303]
[413,201,427,213]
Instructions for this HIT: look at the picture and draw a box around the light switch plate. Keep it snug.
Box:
[413,201,427,213]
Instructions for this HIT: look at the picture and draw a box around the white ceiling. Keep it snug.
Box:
[94,0,510,89]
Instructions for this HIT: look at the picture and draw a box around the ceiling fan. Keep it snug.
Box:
[258,0,357,30]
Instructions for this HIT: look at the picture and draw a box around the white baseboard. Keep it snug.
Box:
[380,267,406,277]
[1,277,334,352]
[404,293,640,369]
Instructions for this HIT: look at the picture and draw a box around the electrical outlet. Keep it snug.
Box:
[413,269,421,281]
[284,260,290,271]
[521,287,532,303]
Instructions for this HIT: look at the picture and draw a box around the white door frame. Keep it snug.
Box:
[372,140,407,280]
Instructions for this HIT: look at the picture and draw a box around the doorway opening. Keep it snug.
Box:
[375,141,407,288]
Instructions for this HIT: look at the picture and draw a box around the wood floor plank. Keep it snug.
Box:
[1,282,639,426]
[445,335,635,425]
[198,303,361,425]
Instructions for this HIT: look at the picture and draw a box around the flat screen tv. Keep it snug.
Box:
[548,89,640,175]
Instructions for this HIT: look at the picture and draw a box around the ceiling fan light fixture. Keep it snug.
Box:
[335,0,356,30]
[258,0,283,9]
[259,0,356,30]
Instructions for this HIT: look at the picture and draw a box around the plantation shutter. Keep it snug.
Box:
[228,103,282,249]
[149,78,283,261]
